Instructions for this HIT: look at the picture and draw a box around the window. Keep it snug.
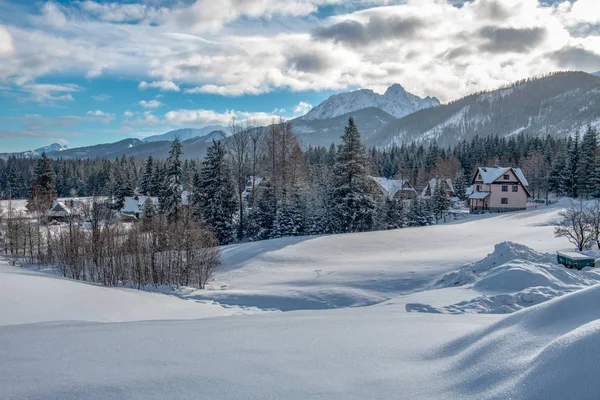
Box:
[476,185,481,192]
[503,174,510,180]
[512,186,518,192]
[501,198,508,204]
[502,185,508,192]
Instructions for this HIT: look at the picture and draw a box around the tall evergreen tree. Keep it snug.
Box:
[330,117,376,233]
[579,125,598,198]
[161,138,184,220]
[564,134,580,198]
[193,140,237,245]
[140,155,154,196]
[431,180,451,223]
[26,152,56,215]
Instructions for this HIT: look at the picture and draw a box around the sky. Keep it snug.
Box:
[0,0,599,152]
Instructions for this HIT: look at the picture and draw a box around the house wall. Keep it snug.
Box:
[488,170,527,209]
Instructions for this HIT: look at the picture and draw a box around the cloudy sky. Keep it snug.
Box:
[0,0,599,152]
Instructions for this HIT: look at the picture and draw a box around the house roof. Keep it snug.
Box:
[369,176,415,199]
[420,178,454,198]
[469,192,491,200]
[474,167,529,186]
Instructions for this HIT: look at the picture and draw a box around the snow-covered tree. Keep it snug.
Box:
[26,152,56,215]
[432,180,451,223]
[330,117,376,233]
[192,140,237,245]
[161,138,184,220]
[579,125,598,198]
[140,155,154,196]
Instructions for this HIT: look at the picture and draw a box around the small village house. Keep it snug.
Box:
[467,167,531,213]
[420,178,455,199]
[369,176,418,200]
[46,199,82,221]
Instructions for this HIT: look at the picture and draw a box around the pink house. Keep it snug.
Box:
[468,167,531,213]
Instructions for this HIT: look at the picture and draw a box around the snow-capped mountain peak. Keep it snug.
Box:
[300,84,440,121]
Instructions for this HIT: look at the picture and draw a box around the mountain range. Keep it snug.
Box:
[299,83,439,121]
[6,71,600,159]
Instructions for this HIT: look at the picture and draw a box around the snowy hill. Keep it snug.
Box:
[291,107,398,147]
[143,126,226,142]
[5,202,600,398]
[372,71,600,147]
[0,142,67,159]
[300,83,439,121]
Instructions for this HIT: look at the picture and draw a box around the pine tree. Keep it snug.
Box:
[151,163,163,198]
[331,117,376,233]
[453,170,468,201]
[248,181,276,240]
[383,197,405,230]
[5,161,22,199]
[579,125,598,198]
[161,138,184,220]
[564,134,580,198]
[193,140,237,245]
[432,180,451,223]
[140,155,154,196]
[115,176,134,210]
[26,152,56,215]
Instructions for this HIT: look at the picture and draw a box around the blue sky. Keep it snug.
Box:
[0,0,599,152]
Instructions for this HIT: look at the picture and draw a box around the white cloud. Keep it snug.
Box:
[138,99,163,109]
[139,80,180,92]
[293,101,313,116]
[163,108,287,126]
[40,2,67,29]
[123,111,134,117]
[86,109,115,123]
[0,0,599,104]
[0,25,14,55]
[92,93,111,101]
[22,83,83,103]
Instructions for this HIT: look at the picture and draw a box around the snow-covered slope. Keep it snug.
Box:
[374,71,600,147]
[0,262,260,327]
[4,201,600,399]
[300,83,439,121]
[143,126,226,142]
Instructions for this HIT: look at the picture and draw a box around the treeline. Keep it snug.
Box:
[1,120,600,248]
[0,142,220,290]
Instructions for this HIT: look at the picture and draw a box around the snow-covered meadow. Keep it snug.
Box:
[2,201,600,399]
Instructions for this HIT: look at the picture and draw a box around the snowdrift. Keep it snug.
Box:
[407,242,600,314]
[438,284,600,399]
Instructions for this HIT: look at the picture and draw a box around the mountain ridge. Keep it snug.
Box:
[300,83,439,121]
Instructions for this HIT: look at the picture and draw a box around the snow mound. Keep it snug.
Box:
[437,285,600,399]
[434,241,554,288]
[408,242,600,314]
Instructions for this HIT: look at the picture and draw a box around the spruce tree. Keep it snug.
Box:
[6,161,22,199]
[161,138,184,220]
[193,140,237,245]
[26,152,56,214]
[564,135,580,198]
[579,125,598,198]
[432,180,451,223]
[140,155,154,196]
[331,117,375,233]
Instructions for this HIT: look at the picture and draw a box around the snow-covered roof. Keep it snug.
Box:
[475,167,529,187]
[369,176,415,199]
[122,197,141,214]
[466,185,475,196]
[469,192,491,200]
[557,251,595,260]
[420,178,454,198]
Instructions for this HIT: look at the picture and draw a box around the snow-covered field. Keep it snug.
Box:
[2,202,600,399]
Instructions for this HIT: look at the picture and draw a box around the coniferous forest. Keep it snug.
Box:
[1,119,599,249]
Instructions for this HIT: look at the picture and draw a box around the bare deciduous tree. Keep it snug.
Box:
[554,200,594,251]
